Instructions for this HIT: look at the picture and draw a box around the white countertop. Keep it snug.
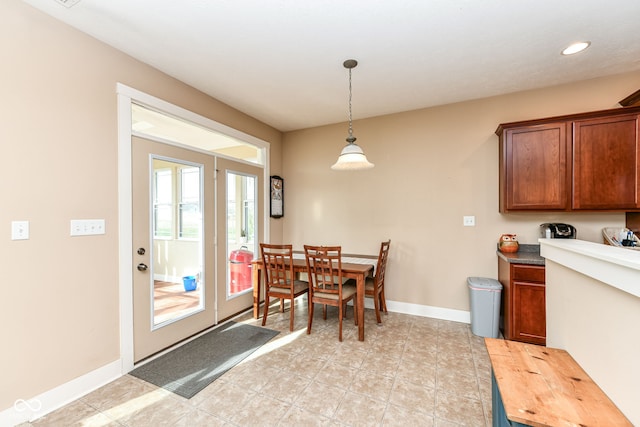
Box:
[539,238,640,298]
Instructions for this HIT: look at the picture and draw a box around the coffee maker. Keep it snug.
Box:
[540,223,577,239]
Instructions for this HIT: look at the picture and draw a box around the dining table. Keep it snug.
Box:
[252,254,375,341]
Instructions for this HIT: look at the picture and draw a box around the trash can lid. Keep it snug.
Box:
[229,247,254,262]
[467,276,502,290]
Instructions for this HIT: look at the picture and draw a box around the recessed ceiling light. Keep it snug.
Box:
[562,41,591,56]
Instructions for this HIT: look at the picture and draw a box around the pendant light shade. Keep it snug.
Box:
[331,139,374,170]
[331,59,374,171]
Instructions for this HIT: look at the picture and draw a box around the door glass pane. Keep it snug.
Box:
[153,169,173,238]
[227,171,257,297]
[179,167,200,239]
[152,157,204,326]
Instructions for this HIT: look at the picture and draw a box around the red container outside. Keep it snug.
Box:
[229,246,253,293]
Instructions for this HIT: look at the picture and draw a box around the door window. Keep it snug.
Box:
[226,171,257,297]
[151,158,204,326]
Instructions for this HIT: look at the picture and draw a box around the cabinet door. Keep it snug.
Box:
[512,281,546,345]
[573,114,640,209]
[501,122,570,211]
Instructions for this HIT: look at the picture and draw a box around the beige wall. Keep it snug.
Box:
[0,0,281,411]
[546,261,639,424]
[282,71,640,312]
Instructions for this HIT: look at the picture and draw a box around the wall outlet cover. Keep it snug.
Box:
[11,221,30,240]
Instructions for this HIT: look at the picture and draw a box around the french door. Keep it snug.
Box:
[132,136,216,362]
[215,157,264,320]
[131,136,264,362]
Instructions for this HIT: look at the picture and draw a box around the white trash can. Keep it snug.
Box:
[467,277,502,338]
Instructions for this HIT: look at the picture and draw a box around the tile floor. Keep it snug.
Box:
[23,299,494,426]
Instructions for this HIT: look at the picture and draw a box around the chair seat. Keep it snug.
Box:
[313,281,356,301]
[365,277,375,292]
[268,280,308,296]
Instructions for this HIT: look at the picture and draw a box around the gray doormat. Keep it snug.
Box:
[130,321,279,398]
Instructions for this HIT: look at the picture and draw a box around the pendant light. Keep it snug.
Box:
[331,59,374,171]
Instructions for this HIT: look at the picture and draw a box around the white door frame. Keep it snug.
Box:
[116,83,270,372]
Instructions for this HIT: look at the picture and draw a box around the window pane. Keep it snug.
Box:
[155,169,172,203]
[133,103,265,166]
[150,158,204,326]
[227,171,257,297]
[154,168,173,238]
[179,166,201,239]
[179,203,200,239]
[154,205,172,238]
[181,167,200,202]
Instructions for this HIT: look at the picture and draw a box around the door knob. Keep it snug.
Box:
[137,263,148,272]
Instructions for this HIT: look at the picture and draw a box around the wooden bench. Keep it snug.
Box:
[485,338,632,426]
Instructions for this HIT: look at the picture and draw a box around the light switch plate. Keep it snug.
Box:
[70,219,105,236]
[11,221,30,240]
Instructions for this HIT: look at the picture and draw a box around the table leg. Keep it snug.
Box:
[252,263,261,319]
[357,272,365,341]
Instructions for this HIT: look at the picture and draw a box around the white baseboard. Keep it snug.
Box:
[364,298,471,324]
[0,360,122,427]
[154,273,181,283]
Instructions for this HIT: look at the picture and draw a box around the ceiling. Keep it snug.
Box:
[22,0,640,132]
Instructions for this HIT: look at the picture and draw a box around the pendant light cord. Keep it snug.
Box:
[347,67,355,143]
[331,58,374,170]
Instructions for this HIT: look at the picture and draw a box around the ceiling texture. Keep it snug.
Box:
[22,0,640,132]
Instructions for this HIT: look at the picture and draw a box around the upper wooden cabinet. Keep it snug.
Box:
[497,106,640,212]
[500,122,570,211]
[573,114,640,209]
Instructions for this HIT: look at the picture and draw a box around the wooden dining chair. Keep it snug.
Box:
[365,240,391,324]
[304,245,357,341]
[260,243,309,331]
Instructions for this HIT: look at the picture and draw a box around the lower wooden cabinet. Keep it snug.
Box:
[498,258,546,345]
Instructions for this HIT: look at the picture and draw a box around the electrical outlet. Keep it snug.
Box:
[11,221,30,240]
[463,216,476,227]
[70,219,106,236]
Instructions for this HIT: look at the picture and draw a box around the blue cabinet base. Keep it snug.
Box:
[492,369,529,427]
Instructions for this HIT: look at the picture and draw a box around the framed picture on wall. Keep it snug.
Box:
[270,175,284,218]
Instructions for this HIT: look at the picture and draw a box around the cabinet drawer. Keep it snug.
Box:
[511,264,545,283]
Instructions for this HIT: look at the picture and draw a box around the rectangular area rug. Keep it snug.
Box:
[130,321,279,398]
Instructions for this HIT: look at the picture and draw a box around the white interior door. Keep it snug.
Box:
[132,136,216,362]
